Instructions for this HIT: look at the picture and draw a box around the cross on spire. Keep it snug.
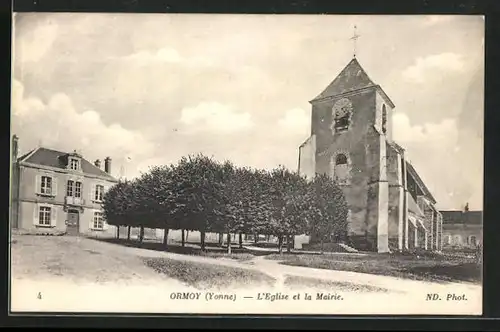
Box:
[350,25,360,58]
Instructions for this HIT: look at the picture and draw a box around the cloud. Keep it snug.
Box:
[402,53,466,83]
[392,111,482,210]
[179,102,254,134]
[11,80,155,178]
[15,20,59,63]
[122,47,213,67]
[278,108,310,135]
[392,112,458,146]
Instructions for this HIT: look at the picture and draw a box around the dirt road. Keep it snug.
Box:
[10,235,482,315]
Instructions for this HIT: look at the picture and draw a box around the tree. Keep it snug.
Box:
[129,177,148,244]
[141,165,180,248]
[103,180,137,237]
[308,173,349,253]
[170,154,226,251]
[103,154,347,258]
[216,163,263,254]
[261,167,310,254]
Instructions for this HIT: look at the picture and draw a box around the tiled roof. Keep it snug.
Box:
[407,195,425,217]
[441,210,483,225]
[311,58,394,107]
[17,149,35,161]
[406,161,436,204]
[386,142,436,204]
[19,147,116,181]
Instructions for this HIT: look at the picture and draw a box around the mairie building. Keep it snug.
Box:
[10,135,118,237]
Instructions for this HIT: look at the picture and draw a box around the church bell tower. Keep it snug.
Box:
[300,56,395,253]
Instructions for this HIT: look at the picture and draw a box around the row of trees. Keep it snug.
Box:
[102,154,349,254]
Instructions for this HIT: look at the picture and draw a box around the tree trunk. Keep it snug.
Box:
[278,236,283,255]
[116,227,120,239]
[320,239,324,254]
[287,235,292,253]
[239,233,243,249]
[201,230,206,252]
[127,226,131,240]
[139,226,144,244]
[218,232,223,246]
[181,229,185,247]
[163,227,169,248]
[254,233,258,244]
[186,230,189,242]
[267,234,271,242]
[227,231,232,254]
[232,233,236,242]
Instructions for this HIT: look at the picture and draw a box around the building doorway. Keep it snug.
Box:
[66,209,80,236]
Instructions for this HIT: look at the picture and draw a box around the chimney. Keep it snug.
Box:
[104,157,112,174]
[12,135,19,162]
[94,159,101,169]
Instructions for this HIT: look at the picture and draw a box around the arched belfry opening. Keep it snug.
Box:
[382,104,387,134]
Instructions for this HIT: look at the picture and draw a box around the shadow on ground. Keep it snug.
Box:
[88,237,273,258]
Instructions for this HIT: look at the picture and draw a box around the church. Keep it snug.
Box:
[297,56,443,253]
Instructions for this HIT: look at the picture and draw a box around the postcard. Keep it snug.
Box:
[9,13,484,315]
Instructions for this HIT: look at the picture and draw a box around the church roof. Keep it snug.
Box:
[406,161,437,204]
[18,147,117,181]
[407,195,425,218]
[310,57,395,107]
[388,142,405,155]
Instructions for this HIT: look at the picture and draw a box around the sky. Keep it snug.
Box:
[11,13,484,211]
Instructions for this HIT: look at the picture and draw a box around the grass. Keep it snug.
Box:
[200,252,256,261]
[144,257,276,290]
[266,251,481,284]
[284,275,390,293]
[300,242,351,253]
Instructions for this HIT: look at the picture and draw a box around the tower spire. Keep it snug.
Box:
[350,25,360,58]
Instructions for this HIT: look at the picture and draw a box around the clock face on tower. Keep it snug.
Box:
[331,98,352,132]
[332,98,352,118]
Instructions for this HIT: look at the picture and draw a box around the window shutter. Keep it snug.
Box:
[33,204,39,226]
[89,183,95,203]
[35,174,41,194]
[89,210,95,230]
[52,177,58,197]
[51,206,57,227]
[103,185,111,203]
